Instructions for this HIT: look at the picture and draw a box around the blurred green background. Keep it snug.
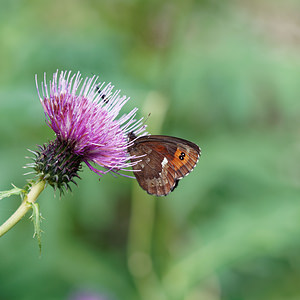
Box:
[1,0,300,299]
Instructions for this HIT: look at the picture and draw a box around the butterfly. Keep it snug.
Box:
[128,132,201,196]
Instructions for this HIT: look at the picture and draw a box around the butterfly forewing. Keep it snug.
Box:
[169,143,200,179]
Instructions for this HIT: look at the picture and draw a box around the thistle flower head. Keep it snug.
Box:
[30,70,145,192]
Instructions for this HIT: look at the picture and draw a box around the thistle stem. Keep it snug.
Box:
[0,180,46,237]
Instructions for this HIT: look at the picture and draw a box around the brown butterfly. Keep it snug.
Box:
[128,132,201,196]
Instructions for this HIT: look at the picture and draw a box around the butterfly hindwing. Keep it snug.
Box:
[128,141,176,195]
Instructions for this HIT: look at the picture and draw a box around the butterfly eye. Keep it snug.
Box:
[179,152,185,160]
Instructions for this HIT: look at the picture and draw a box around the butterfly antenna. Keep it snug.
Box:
[137,113,151,135]
[143,113,151,125]
[140,113,151,129]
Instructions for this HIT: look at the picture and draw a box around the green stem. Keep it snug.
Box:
[0,180,46,237]
[127,93,169,300]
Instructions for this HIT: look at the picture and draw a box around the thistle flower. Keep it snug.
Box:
[30,70,145,192]
[0,70,146,239]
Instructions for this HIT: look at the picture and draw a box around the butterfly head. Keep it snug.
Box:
[128,131,137,142]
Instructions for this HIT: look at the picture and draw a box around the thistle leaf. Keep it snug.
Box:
[0,185,23,200]
[30,202,44,254]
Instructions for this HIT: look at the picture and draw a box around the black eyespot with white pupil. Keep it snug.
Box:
[179,152,185,160]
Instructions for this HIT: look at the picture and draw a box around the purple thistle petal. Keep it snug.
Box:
[35,70,146,177]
